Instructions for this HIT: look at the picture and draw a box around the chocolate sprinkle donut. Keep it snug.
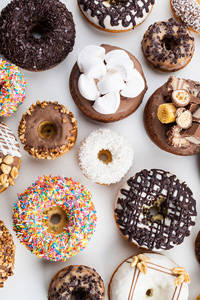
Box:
[78,0,155,32]
[0,0,75,71]
[142,18,195,72]
[48,265,105,300]
[115,169,197,251]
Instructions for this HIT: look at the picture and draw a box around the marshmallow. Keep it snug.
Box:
[121,69,145,98]
[93,91,120,114]
[105,49,130,63]
[78,45,105,72]
[107,56,134,81]
[97,72,126,95]
[78,74,100,101]
[81,56,107,79]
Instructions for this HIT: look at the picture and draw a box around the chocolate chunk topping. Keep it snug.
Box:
[78,0,154,29]
[0,0,75,71]
[48,265,105,300]
[115,169,197,250]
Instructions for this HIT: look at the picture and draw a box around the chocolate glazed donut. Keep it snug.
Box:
[0,0,75,71]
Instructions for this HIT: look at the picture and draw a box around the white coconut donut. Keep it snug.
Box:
[108,253,190,300]
[78,128,134,185]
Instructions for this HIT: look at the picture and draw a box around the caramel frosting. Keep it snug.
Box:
[70,44,147,123]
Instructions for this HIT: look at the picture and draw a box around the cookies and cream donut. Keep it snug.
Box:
[144,76,200,156]
[108,253,190,300]
[114,169,197,251]
[0,0,75,71]
[78,0,155,32]
[0,122,21,193]
[142,19,195,72]
[0,220,15,287]
[70,44,147,123]
[18,101,77,160]
[78,128,134,185]
[48,265,105,299]
[0,60,27,117]
[13,176,97,261]
[171,0,200,34]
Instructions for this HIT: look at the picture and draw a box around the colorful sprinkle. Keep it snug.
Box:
[0,59,27,117]
[13,176,97,261]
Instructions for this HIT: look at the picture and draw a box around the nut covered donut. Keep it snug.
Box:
[0,0,75,71]
[13,176,97,261]
[171,0,200,34]
[48,265,105,299]
[0,220,16,287]
[78,128,134,185]
[78,0,155,32]
[114,169,197,251]
[108,253,190,300]
[142,19,195,72]
[18,101,77,160]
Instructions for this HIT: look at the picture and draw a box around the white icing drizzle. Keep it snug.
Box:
[0,123,21,157]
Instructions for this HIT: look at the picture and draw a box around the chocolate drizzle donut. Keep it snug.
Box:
[48,265,105,300]
[0,0,75,71]
[115,169,197,251]
[142,18,195,72]
[78,0,155,32]
[18,101,77,160]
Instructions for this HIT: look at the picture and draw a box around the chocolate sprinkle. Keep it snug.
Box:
[78,0,154,29]
[0,0,76,71]
[115,169,197,250]
[48,265,105,300]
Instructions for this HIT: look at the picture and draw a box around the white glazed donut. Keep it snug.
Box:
[78,128,134,185]
[77,0,155,32]
[108,253,189,300]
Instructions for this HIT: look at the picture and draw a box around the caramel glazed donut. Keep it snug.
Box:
[48,265,105,300]
[18,101,77,160]
[0,0,75,71]
[114,169,197,251]
[142,18,195,72]
[78,0,155,32]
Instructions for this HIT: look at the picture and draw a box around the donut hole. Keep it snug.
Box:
[28,22,46,39]
[44,206,69,235]
[98,149,112,165]
[146,288,153,297]
[71,288,91,300]
[149,206,159,217]
[162,36,175,51]
[38,121,57,140]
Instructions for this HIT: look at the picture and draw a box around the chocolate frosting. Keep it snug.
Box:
[70,44,147,123]
[115,169,197,251]
[78,0,154,29]
[0,0,75,71]
[144,78,200,155]
[48,265,105,300]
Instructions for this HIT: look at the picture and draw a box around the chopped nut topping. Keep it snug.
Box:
[1,164,11,175]
[130,255,139,267]
[175,274,185,286]
[172,267,191,286]
[3,155,14,165]
[130,254,150,274]
[10,167,19,179]
[137,261,147,275]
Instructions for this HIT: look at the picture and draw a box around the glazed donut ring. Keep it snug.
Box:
[171,0,200,34]
[142,19,195,72]
[114,169,197,251]
[48,265,105,299]
[78,0,155,32]
[0,0,75,71]
[78,128,134,185]
[13,176,97,261]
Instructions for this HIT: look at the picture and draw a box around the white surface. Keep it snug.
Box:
[0,0,200,299]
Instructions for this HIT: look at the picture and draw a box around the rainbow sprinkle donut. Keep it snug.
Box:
[13,176,97,261]
[0,60,26,117]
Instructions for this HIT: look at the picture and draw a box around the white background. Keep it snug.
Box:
[0,0,200,299]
